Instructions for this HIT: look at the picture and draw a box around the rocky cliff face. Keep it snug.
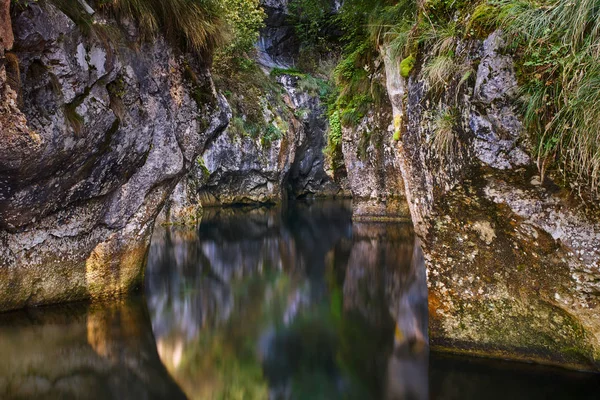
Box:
[382,31,600,369]
[161,0,345,223]
[0,1,228,311]
[341,103,409,220]
[197,74,341,207]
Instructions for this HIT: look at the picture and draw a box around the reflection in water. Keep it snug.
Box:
[1,201,599,399]
[0,298,185,399]
[146,201,429,399]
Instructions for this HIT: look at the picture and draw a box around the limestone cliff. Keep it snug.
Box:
[161,0,347,223]
[341,102,409,220]
[0,1,229,311]
[381,31,600,370]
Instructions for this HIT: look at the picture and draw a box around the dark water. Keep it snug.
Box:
[0,201,598,399]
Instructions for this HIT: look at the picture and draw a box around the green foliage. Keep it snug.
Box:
[467,3,498,37]
[400,55,416,77]
[261,122,285,147]
[270,67,305,78]
[368,0,418,57]
[288,0,332,49]
[213,0,266,72]
[196,156,211,182]
[288,0,341,71]
[299,74,332,98]
[270,68,332,98]
[325,110,343,169]
[330,0,418,130]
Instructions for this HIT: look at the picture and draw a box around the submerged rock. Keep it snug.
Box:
[0,2,228,311]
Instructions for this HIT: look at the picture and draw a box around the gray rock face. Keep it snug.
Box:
[0,2,228,311]
[256,0,298,68]
[470,31,530,169]
[198,74,341,206]
[199,126,295,206]
[340,66,409,220]
[382,31,600,369]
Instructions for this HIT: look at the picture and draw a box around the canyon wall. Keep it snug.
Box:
[0,1,229,311]
[381,32,600,369]
[160,0,347,223]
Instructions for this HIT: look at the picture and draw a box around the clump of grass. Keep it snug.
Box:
[432,108,458,159]
[369,0,418,54]
[423,53,462,89]
[49,0,227,53]
[492,0,600,194]
[99,0,226,53]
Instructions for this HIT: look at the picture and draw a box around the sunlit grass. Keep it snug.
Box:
[50,0,226,53]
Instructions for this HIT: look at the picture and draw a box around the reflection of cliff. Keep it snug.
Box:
[0,299,185,399]
[146,201,436,399]
[146,201,355,399]
[337,222,429,400]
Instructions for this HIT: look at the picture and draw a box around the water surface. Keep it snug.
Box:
[0,201,598,399]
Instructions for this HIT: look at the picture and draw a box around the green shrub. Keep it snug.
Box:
[213,0,266,72]
[262,123,284,146]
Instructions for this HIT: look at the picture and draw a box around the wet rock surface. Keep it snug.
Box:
[0,2,228,311]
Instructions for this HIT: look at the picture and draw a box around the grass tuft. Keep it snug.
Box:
[493,0,600,194]
[432,108,458,160]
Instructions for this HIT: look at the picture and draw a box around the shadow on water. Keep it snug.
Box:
[1,200,599,399]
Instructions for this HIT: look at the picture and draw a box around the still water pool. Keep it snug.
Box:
[0,201,598,399]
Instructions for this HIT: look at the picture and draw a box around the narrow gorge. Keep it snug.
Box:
[1,0,600,389]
